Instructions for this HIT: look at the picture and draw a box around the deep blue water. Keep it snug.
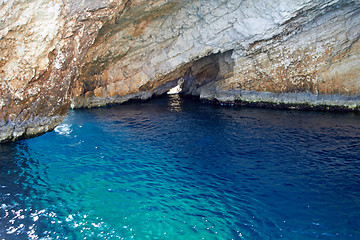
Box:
[1,95,360,239]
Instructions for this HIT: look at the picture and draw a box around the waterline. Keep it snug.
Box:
[1,95,359,239]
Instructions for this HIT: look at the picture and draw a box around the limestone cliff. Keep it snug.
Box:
[72,0,360,109]
[0,0,127,142]
[1,0,359,143]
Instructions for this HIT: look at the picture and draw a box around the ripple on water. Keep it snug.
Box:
[0,95,360,239]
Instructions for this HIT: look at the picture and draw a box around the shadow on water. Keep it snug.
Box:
[1,94,360,239]
[0,143,49,238]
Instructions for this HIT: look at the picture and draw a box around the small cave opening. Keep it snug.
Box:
[167,78,184,95]
[155,50,234,101]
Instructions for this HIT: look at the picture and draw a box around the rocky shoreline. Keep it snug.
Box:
[1,0,359,143]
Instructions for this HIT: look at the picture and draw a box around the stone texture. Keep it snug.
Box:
[72,0,360,110]
[0,0,127,142]
[1,0,360,142]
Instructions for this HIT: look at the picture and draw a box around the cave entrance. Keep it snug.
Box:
[167,78,184,95]
[161,50,234,98]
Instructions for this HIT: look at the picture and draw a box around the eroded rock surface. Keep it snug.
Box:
[1,0,360,142]
[0,0,127,142]
[72,0,360,110]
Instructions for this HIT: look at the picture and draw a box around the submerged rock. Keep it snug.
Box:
[1,0,359,142]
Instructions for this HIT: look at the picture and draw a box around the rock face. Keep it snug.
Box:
[0,0,127,142]
[72,0,360,109]
[1,0,360,142]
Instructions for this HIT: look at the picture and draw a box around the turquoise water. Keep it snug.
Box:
[1,95,360,239]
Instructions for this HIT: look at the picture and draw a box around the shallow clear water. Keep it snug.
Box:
[1,95,360,240]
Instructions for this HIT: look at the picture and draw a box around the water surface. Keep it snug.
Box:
[1,95,360,239]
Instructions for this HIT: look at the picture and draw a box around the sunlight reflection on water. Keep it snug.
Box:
[0,95,360,239]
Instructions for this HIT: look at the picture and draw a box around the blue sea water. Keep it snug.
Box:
[0,95,360,239]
